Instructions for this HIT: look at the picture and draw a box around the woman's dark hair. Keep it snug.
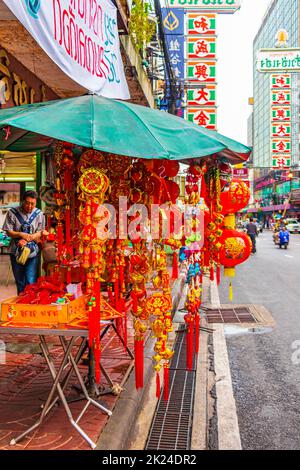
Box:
[22,190,38,200]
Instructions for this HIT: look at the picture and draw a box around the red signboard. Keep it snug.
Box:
[233,168,249,179]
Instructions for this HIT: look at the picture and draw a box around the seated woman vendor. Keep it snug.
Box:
[2,190,45,294]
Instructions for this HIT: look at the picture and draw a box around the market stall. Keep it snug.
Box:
[0,95,251,447]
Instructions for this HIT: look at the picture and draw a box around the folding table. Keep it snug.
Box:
[0,324,113,449]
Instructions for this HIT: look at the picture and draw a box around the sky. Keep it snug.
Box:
[217,0,272,145]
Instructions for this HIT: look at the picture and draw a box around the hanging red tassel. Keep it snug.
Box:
[94,337,101,384]
[66,267,71,285]
[217,265,221,286]
[210,266,215,282]
[172,251,179,279]
[163,364,170,401]
[107,285,114,304]
[134,338,144,389]
[123,312,128,352]
[156,371,161,399]
[199,274,203,285]
[89,281,101,384]
[65,208,71,245]
[200,176,207,200]
[56,222,64,262]
[195,313,200,355]
[114,278,119,310]
[131,292,138,314]
[185,315,194,371]
[46,215,52,231]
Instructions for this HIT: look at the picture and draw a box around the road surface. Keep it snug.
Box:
[218,230,300,450]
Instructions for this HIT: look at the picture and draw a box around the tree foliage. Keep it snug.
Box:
[129,1,156,53]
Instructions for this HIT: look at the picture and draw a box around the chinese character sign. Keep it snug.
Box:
[166,35,185,79]
[187,13,216,35]
[185,11,217,130]
[187,86,216,106]
[3,0,130,98]
[187,37,216,59]
[187,61,216,82]
[271,74,291,89]
[187,107,217,130]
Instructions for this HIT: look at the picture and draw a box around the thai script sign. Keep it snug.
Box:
[258,49,300,73]
[3,0,130,98]
[169,0,241,13]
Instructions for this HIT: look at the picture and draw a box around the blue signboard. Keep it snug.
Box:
[161,8,185,35]
[165,35,185,80]
[160,9,185,115]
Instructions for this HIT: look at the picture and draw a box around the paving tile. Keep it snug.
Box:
[0,314,135,450]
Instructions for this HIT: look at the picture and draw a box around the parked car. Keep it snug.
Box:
[285,218,300,233]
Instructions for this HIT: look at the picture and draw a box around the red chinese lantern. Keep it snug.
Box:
[160,180,180,204]
[214,229,252,270]
[220,179,250,215]
[153,160,180,178]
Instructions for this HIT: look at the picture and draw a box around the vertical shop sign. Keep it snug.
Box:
[165,35,185,80]
[185,12,217,130]
[270,74,292,168]
[161,8,185,115]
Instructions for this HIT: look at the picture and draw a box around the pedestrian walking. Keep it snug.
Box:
[2,190,45,294]
[246,218,258,254]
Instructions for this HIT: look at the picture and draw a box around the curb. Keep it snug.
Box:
[209,279,242,451]
[96,272,186,451]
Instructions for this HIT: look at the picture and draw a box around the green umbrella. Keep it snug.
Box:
[0,95,251,162]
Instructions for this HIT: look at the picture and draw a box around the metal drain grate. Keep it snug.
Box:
[145,328,196,450]
[205,306,257,324]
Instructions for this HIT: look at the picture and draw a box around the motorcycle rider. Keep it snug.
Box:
[279,226,290,249]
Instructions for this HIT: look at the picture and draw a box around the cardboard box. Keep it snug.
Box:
[1,295,87,325]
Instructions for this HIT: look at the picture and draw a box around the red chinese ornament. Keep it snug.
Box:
[153,160,180,178]
[215,229,252,269]
[220,179,250,215]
